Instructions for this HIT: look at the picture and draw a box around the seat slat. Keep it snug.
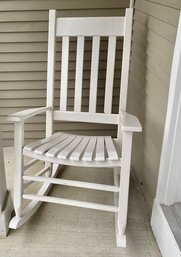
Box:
[74,36,84,112]
[57,136,83,159]
[46,134,76,158]
[95,136,105,161]
[89,36,100,113]
[60,36,69,111]
[104,36,116,114]
[105,136,119,160]
[82,136,97,161]
[34,133,69,155]
[24,132,62,152]
[70,136,90,161]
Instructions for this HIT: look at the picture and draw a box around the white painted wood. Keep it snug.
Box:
[119,8,133,111]
[46,9,56,138]
[54,111,119,124]
[46,134,76,157]
[24,147,122,167]
[82,136,97,161]
[23,175,120,192]
[129,0,134,8]
[89,36,100,113]
[0,132,7,211]
[23,166,50,190]
[23,194,119,212]
[104,36,116,114]
[105,136,118,161]
[155,12,181,205]
[162,204,181,248]
[117,131,133,236]
[95,136,105,161]
[60,36,69,111]
[9,163,60,229]
[7,106,50,122]
[74,36,84,112]
[57,136,83,159]
[0,191,13,238]
[24,132,62,152]
[56,17,125,37]
[70,136,90,161]
[8,10,142,249]
[34,133,66,155]
[0,132,13,237]
[151,13,181,257]
[151,200,181,257]
[13,122,24,218]
[120,111,142,132]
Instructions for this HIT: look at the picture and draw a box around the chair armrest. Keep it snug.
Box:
[120,111,142,132]
[6,107,51,122]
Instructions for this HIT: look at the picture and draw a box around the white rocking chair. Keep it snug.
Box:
[8,8,142,247]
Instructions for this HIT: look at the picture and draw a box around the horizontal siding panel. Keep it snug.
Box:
[0,60,122,72]
[147,0,181,9]
[0,88,120,99]
[0,70,121,81]
[135,0,180,26]
[146,43,172,74]
[0,9,126,22]
[0,79,121,90]
[0,97,119,107]
[134,10,177,43]
[0,21,48,33]
[0,0,128,11]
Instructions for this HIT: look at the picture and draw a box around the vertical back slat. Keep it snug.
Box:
[60,36,69,111]
[104,36,117,114]
[74,36,85,112]
[89,36,100,113]
[46,10,56,137]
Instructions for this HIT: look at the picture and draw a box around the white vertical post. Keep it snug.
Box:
[46,10,56,138]
[119,8,133,112]
[155,11,181,205]
[60,36,69,111]
[89,36,100,113]
[129,0,134,8]
[0,132,7,212]
[0,131,13,237]
[13,122,24,218]
[117,131,133,235]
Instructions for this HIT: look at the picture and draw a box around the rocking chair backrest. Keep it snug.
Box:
[46,9,133,137]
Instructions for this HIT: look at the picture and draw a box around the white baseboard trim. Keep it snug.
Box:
[151,199,181,257]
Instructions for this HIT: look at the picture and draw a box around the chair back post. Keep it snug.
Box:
[117,8,133,140]
[46,10,56,138]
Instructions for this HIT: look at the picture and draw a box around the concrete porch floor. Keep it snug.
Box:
[1,147,161,257]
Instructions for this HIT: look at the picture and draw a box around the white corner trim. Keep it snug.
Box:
[155,11,181,205]
[151,200,181,257]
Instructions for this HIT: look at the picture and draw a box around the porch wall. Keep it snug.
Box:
[0,0,129,146]
[1,0,181,209]
[128,0,181,207]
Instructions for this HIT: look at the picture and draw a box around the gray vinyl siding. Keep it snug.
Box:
[0,0,129,146]
[128,0,181,207]
[1,0,180,209]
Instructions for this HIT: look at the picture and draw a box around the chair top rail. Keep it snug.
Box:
[56,17,125,37]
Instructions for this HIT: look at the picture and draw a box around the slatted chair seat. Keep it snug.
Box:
[7,8,142,247]
[24,132,120,164]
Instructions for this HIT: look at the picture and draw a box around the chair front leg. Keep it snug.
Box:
[117,131,133,239]
[13,121,24,218]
